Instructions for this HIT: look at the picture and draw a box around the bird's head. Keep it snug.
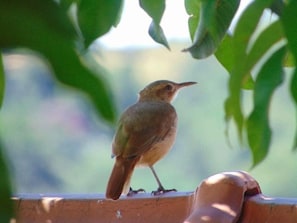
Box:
[138,80,197,103]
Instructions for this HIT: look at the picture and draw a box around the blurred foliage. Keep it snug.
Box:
[0,55,3,108]
[0,0,116,123]
[77,0,123,48]
[0,1,297,221]
[0,53,13,223]
[0,1,119,220]
[0,123,13,223]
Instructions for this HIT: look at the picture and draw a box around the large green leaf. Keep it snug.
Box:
[0,140,14,223]
[77,0,123,48]
[215,34,254,90]
[139,0,169,49]
[184,0,200,41]
[225,0,274,140]
[47,48,116,124]
[217,20,283,90]
[247,47,285,166]
[183,0,240,59]
[281,0,297,150]
[59,0,78,10]
[0,0,116,124]
[0,54,4,108]
[246,20,284,71]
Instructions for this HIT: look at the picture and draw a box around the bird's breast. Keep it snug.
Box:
[136,125,177,167]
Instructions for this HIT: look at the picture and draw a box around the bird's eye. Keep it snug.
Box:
[165,84,173,91]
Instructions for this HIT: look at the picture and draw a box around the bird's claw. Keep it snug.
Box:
[127,187,145,197]
[152,186,177,196]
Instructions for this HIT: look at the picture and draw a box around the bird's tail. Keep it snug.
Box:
[105,157,138,200]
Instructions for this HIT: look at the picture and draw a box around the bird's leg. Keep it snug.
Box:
[149,166,177,195]
[127,187,145,197]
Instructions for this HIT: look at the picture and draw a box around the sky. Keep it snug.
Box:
[99,0,251,49]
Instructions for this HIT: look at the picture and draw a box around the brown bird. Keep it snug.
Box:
[106,80,196,200]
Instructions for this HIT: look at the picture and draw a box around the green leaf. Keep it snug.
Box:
[225,0,275,140]
[281,0,297,96]
[246,20,284,71]
[0,140,14,223]
[139,0,165,24]
[77,0,123,48]
[188,15,200,42]
[59,0,77,10]
[185,0,200,15]
[185,0,200,41]
[291,72,297,150]
[228,20,283,88]
[183,0,240,59]
[0,54,4,108]
[283,51,295,67]
[0,0,116,123]
[0,0,75,48]
[148,21,170,50]
[269,0,285,16]
[215,34,233,72]
[139,0,169,49]
[247,47,285,166]
[49,48,116,124]
[281,0,297,149]
[215,34,254,90]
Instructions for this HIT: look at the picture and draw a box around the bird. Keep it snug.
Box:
[105,80,197,200]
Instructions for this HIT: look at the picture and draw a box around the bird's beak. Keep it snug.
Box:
[177,81,197,89]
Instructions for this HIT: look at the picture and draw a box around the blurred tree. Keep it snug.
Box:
[0,0,296,221]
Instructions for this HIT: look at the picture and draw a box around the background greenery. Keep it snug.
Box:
[1,0,297,221]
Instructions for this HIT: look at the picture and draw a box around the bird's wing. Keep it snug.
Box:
[112,102,177,159]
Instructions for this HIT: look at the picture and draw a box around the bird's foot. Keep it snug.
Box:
[152,186,177,196]
[127,187,146,197]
